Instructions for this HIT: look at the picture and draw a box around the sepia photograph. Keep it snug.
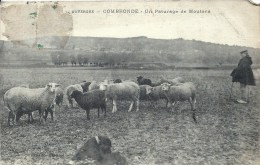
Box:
[0,0,259,164]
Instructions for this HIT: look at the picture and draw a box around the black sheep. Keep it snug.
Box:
[70,89,106,120]
[55,93,63,109]
[72,136,128,165]
[113,79,122,83]
[72,136,112,161]
[137,76,152,86]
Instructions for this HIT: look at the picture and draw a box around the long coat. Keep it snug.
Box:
[230,55,255,85]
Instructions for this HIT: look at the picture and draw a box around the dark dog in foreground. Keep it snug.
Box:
[71,136,127,165]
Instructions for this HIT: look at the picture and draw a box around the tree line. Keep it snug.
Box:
[50,52,133,67]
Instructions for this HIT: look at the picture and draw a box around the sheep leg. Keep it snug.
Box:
[29,112,34,123]
[52,106,55,121]
[128,101,134,112]
[8,111,15,126]
[16,110,23,122]
[171,101,179,111]
[44,110,48,121]
[112,99,117,113]
[86,110,90,120]
[165,99,169,108]
[27,113,31,123]
[7,112,11,126]
[189,97,197,123]
[136,100,140,112]
[50,109,54,121]
[39,110,45,124]
[68,98,73,108]
[98,108,100,118]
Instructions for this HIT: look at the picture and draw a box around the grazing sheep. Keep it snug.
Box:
[4,83,61,126]
[145,85,169,107]
[71,136,112,162]
[99,81,140,113]
[160,76,185,85]
[161,82,197,122]
[64,84,83,108]
[80,81,91,92]
[70,89,106,120]
[137,76,152,86]
[113,79,122,83]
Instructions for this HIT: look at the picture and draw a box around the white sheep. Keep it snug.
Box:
[170,77,185,85]
[88,81,100,91]
[64,84,83,108]
[4,83,61,126]
[145,85,169,107]
[161,82,197,122]
[99,81,140,113]
[159,76,185,85]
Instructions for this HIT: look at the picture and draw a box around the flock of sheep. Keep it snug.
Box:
[3,75,197,126]
[3,75,197,164]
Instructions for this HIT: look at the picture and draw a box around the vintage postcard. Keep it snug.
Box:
[0,0,259,164]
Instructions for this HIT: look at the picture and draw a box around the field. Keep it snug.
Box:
[0,67,259,165]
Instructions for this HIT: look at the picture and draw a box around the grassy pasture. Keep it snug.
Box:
[0,67,259,165]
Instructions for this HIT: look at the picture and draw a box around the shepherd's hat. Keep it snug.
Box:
[240,50,248,54]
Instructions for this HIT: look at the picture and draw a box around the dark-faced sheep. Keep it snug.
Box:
[71,136,112,162]
[137,76,152,86]
[113,79,122,83]
[70,89,106,120]
[71,136,127,165]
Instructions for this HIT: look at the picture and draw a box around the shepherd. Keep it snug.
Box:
[230,50,256,103]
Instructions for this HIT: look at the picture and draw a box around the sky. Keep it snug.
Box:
[0,0,259,48]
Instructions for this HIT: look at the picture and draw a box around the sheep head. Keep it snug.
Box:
[47,83,61,93]
[137,76,143,82]
[97,136,112,154]
[99,82,108,91]
[145,86,153,95]
[161,83,171,91]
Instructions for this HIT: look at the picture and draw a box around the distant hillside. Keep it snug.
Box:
[0,36,259,67]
